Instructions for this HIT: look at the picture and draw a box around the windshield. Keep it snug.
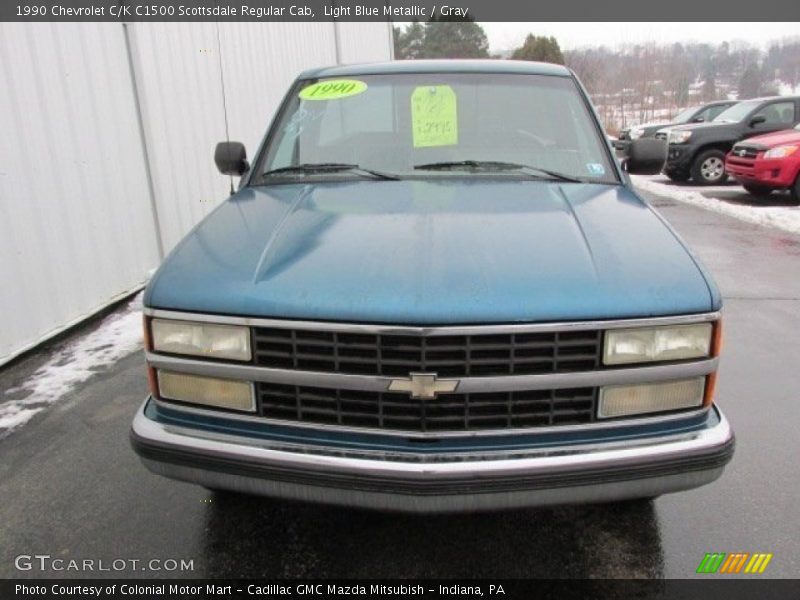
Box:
[713,100,760,123]
[255,73,616,184]
[673,106,700,123]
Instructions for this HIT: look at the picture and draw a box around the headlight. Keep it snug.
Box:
[669,130,692,144]
[763,145,798,159]
[598,377,705,418]
[151,319,251,361]
[629,127,645,140]
[603,323,713,365]
[157,370,255,412]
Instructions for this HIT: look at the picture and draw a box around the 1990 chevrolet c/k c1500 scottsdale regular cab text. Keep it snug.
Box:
[130,60,734,512]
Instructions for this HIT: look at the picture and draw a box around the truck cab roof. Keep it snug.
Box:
[299,59,572,80]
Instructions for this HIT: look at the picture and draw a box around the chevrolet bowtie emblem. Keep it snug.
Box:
[387,372,459,400]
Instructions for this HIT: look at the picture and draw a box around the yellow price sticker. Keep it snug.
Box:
[299,79,367,101]
[411,85,458,148]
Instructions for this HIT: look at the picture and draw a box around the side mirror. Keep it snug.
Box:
[691,116,705,123]
[749,115,767,128]
[624,138,667,175]
[214,141,248,176]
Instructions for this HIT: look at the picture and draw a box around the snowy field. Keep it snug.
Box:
[632,174,800,236]
[0,293,144,436]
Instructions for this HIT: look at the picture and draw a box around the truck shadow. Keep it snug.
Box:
[201,492,664,578]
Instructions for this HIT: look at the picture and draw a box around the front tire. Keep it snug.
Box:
[742,183,773,197]
[691,149,728,185]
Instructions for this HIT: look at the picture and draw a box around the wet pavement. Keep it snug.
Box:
[1,187,799,579]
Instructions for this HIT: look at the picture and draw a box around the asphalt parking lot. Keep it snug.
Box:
[1,186,799,580]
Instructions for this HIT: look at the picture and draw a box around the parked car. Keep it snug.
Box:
[615,100,736,154]
[130,60,733,512]
[726,123,800,202]
[662,96,800,185]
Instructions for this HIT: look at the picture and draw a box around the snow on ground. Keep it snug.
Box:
[0,292,144,436]
[632,174,800,236]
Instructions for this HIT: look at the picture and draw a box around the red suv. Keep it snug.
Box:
[726,123,800,203]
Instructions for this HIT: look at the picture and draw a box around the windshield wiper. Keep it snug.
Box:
[413,160,583,183]
[260,163,400,181]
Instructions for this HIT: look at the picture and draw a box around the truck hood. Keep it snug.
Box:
[145,180,716,324]
[739,128,800,148]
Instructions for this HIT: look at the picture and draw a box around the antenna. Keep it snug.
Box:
[215,20,234,195]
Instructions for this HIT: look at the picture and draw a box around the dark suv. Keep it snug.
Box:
[614,100,735,155]
[663,96,800,184]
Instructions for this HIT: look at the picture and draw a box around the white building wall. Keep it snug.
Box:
[219,23,339,154]
[0,22,392,366]
[127,23,232,254]
[0,23,160,365]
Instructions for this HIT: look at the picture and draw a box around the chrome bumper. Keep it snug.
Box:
[131,399,734,513]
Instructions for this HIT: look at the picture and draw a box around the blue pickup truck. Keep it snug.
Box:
[131,60,734,512]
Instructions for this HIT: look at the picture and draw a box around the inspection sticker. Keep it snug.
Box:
[586,162,606,176]
[299,79,367,101]
[411,85,458,148]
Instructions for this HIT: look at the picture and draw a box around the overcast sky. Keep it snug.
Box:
[481,22,800,53]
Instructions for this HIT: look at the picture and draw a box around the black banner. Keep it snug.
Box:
[2,0,800,22]
[4,579,800,600]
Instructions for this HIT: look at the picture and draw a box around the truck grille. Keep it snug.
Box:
[256,383,597,432]
[252,328,603,377]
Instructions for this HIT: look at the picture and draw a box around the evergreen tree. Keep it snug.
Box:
[393,21,425,60]
[393,16,490,60]
[511,35,564,64]
[421,15,490,59]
